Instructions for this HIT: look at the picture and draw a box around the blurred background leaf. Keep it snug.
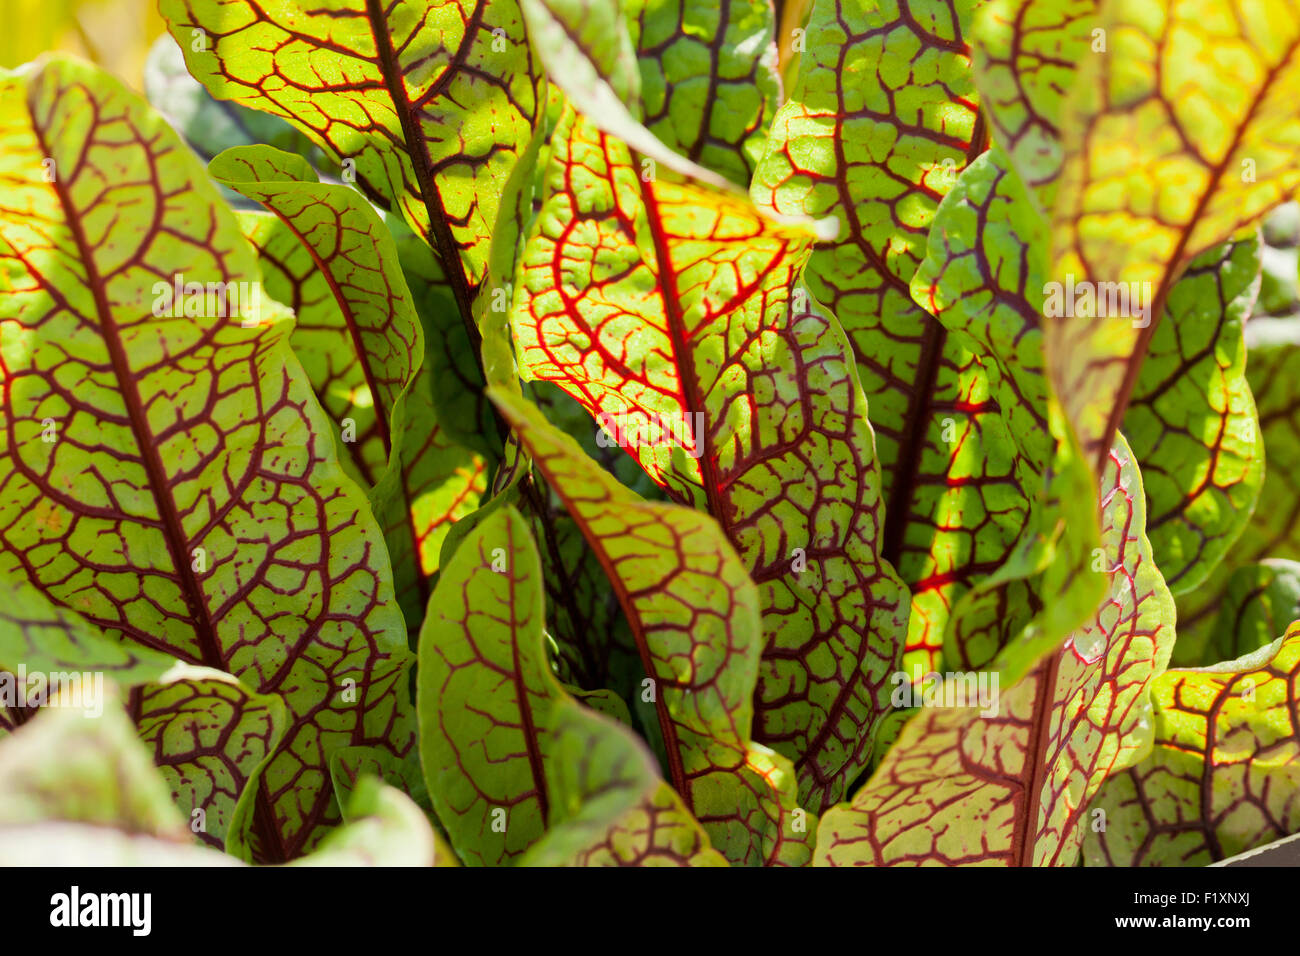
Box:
[0,0,161,89]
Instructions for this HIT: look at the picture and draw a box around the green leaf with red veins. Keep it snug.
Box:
[329,745,432,824]
[626,0,781,185]
[1175,318,1300,660]
[417,504,726,866]
[0,573,286,854]
[751,0,1022,677]
[159,0,544,328]
[292,775,454,866]
[491,391,816,865]
[214,146,485,627]
[1083,624,1300,866]
[817,435,1176,866]
[907,145,1057,675]
[508,100,908,810]
[0,570,178,689]
[521,714,727,867]
[1047,0,1300,479]
[0,57,415,862]
[0,699,441,866]
[1122,236,1263,594]
[143,34,334,198]
[136,669,287,855]
[519,0,735,193]
[969,0,1098,202]
[210,146,422,493]
[1203,561,1300,662]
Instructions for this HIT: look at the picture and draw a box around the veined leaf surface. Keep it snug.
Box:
[160,0,544,324]
[0,56,415,861]
[1083,624,1300,866]
[216,146,485,625]
[0,572,287,853]
[493,391,814,865]
[752,0,1045,676]
[1048,0,1300,471]
[970,0,1097,201]
[626,0,781,185]
[1122,236,1263,594]
[417,504,725,866]
[507,99,907,810]
[1175,317,1300,658]
[0,693,440,866]
[817,437,1175,866]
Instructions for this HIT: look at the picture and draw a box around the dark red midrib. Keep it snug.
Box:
[634,169,731,529]
[364,0,509,601]
[31,127,222,673]
[516,429,691,806]
[1012,651,1062,867]
[881,315,947,569]
[1094,37,1300,476]
[503,519,550,824]
[364,0,480,353]
[27,103,290,864]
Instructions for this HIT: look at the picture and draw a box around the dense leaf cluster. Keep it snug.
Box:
[1,0,1298,867]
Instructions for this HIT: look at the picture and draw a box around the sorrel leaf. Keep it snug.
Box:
[0,572,287,853]
[1203,561,1300,662]
[0,690,439,866]
[213,145,485,624]
[159,0,544,324]
[752,0,1047,678]
[970,0,1097,201]
[143,33,329,193]
[1083,624,1300,866]
[210,145,423,495]
[417,503,725,865]
[817,436,1175,866]
[505,95,906,808]
[491,391,814,865]
[626,0,780,184]
[1175,316,1300,659]
[0,56,415,862]
[1048,0,1300,471]
[1121,237,1263,594]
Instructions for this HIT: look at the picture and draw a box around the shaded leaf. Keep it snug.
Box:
[627,0,781,185]
[1122,236,1263,593]
[492,391,814,865]
[1176,317,1300,658]
[417,504,725,865]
